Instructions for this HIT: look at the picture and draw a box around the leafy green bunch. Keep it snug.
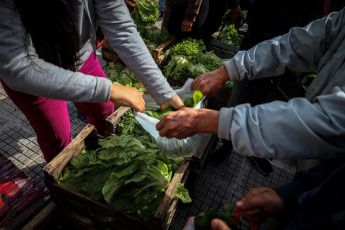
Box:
[130,0,159,28]
[58,135,190,221]
[164,39,227,80]
[194,203,240,230]
[218,24,241,46]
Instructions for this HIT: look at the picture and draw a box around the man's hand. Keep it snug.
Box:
[110,83,145,112]
[160,94,185,110]
[156,108,219,139]
[237,187,285,229]
[124,0,136,8]
[191,65,230,99]
[181,19,193,32]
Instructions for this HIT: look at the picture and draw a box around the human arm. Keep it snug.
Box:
[93,0,184,109]
[219,85,345,159]
[225,10,344,83]
[0,0,112,103]
[158,85,345,159]
[181,0,203,32]
[156,107,219,139]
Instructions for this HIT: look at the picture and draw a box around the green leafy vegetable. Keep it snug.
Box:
[194,203,240,230]
[58,135,188,221]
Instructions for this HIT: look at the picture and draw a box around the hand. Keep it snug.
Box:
[231,5,241,20]
[181,19,193,32]
[156,108,219,139]
[160,94,185,110]
[236,187,285,229]
[124,0,136,8]
[191,65,230,99]
[110,83,145,112]
[211,218,232,230]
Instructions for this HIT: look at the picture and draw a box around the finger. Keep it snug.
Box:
[156,118,165,131]
[211,218,231,230]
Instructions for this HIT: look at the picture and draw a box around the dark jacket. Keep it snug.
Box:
[274,160,345,230]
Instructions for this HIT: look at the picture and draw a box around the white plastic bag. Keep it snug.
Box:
[134,79,204,158]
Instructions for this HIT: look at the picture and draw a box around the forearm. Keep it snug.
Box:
[94,0,176,104]
[185,0,202,22]
[195,109,219,134]
[224,10,344,82]
[219,86,345,159]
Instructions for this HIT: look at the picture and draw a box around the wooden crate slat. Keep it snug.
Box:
[105,106,130,135]
[43,124,98,181]
[154,160,190,220]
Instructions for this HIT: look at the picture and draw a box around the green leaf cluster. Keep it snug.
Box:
[194,203,240,230]
[58,135,189,221]
[103,62,146,93]
[130,0,159,28]
[218,24,241,47]
[164,39,227,80]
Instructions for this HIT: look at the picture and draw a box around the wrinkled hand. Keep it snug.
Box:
[160,94,185,110]
[181,19,193,32]
[156,108,219,139]
[124,0,136,8]
[110,83,145,112]
[231,5,241,20]
[211,218,232,230]
[237,187,285,229]
[191,65,230,99]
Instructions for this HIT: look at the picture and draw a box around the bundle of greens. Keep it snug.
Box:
[58,135,190,221]
[218,24,241,47]
[130,0,159,28]
[217,9,242,47]
[194,203,240,230]
[141,26,171,53]
[164,38,227,81]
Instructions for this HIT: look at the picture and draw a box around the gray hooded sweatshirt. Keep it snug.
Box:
[0,0,175,104]
[219,9,345,160]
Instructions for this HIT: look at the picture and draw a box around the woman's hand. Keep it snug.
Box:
[160,94,185,110]
[156,108,219,139]
[110,83,145,112]
[181,19,193,32]
[191,65,230,99]
[237,187,285,229]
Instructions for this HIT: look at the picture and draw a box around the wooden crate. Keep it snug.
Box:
[207,38,239,59]
[152,35,176,67]
[43,124,191,230]
[101,35,175,67]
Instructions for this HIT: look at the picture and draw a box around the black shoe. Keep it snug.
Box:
[209,140,232,166]
[159,12,164,18]
[251,158,273,176]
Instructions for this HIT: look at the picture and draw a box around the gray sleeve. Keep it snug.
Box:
[93,0,176,105]
[218,85,345,160]
[0,0,112,103]
[224,10,345,82]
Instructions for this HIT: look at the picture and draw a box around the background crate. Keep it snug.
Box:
[43,124,191,230]
[101,35,175,67]
[207,38,239,59]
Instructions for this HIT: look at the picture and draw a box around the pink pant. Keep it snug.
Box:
[1,52,114,163]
